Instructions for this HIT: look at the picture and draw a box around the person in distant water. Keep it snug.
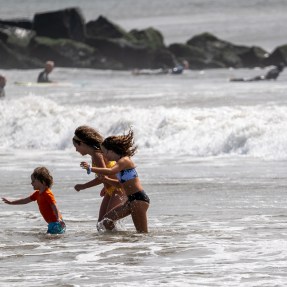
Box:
[171,65,184,75]
[132,60,190,76]
[230,63,285,82]
[2,167,66,235]
[0,74,6,98]
[80,128,150,233]
[73,126,126,226]
[171,60,190,75]
[263,63,285,80]
[37,61,55,83]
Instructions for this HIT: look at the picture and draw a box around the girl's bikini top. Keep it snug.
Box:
[94,161,121,195]
[116,168,138,183]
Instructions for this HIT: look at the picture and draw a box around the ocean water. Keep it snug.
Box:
[1,1,287,287]
[1,67,287,286]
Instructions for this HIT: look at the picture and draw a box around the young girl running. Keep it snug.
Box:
[73,125,125,223]
[2,167,66,234]
[80,128,150,233]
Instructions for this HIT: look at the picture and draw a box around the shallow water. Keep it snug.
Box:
[1,66,287,285]
[1,1,287,285]
[1,156,287,286]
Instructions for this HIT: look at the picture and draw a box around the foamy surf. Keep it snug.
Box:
[1,95,287,160]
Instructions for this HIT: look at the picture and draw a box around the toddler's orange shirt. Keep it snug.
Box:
[30,188,62,223]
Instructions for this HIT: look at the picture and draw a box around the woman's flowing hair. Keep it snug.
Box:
[102,128,137,157]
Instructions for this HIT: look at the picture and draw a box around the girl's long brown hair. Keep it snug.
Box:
[102,129,137,157]
[74,125,103,150]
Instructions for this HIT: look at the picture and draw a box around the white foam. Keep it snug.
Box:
[1,96,287,160]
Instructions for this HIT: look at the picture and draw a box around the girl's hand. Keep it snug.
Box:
[80,162,89,170]
[98,174,109,184]
[74,184,83,192]
[97,174,105,180]
[100,188,106,197]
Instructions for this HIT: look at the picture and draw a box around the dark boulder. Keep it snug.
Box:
[86,15,134,42]
[128,27,165,49]
[264,45,287,66]
[0,41,40,69]
[0,26,35,48]
[87,17,166,47]
[150,48,176,69]
[187,32,248,68]
[86,37,175,69]
[168,43,208,69]
[33,7,86,42]
[0,26,39,69]
[86,37,149,69]
[238,46,268,68]
[28,36,103,68]
[169,43,205,58]
[86,21,172,68]
[0,19,33,30]
[0,29,9,43]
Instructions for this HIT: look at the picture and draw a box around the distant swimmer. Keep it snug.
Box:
[230,63,285,82]
[264,63,285,80]
[171,65,184,75]
[0,74,6,97]
[171,60,189,75]
[132,60,190,76]
[37,60,55,83]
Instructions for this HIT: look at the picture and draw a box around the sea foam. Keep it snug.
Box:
[1,96,287,160]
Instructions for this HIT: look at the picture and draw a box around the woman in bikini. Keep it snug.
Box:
[73,125,126,225]
[80,128,150,233]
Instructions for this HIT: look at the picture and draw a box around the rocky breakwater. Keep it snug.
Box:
[0,7,286,70]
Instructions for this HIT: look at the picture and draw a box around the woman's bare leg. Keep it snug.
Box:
[98,191,111,222]
[130,201,149,233]
[103,201,131,230]
[106,190,126,214]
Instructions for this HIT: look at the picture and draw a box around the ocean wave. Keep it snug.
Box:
[1,95,287,160]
